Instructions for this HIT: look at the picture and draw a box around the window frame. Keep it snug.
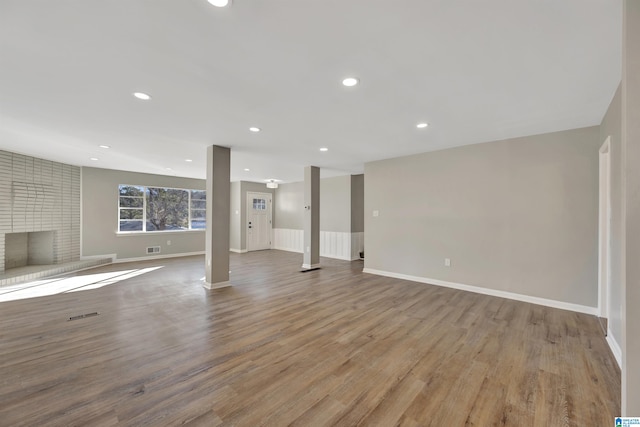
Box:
[117,184,206,234]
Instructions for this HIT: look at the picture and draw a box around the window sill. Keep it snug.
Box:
[116,229,205,236]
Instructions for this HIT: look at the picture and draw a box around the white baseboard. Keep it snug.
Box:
[273,247,302,254]
[230,248,248,254]
[362,268,598,316]
[301,263,321,270]
[114,251,205,264]
[203,280,231,290]
[606,329,622,368]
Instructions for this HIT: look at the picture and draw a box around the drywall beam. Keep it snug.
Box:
[302,166,320,270]
[204,145,231,289]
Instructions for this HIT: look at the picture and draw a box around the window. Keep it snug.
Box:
[119,185,145,231]
[190,190,206,229]
[253,198,266,210]
[118,185,206,232]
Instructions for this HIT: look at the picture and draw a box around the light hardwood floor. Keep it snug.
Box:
[0,251,620,426]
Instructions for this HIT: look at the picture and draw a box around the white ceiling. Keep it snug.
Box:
[0,0,621,183]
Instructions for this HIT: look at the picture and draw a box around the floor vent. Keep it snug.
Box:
[146,246,161,254]
[69,312,99,321]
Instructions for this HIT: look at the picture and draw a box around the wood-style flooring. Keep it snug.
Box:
[0,250,620,426]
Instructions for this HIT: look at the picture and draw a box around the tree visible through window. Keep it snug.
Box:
[118,185,206,232]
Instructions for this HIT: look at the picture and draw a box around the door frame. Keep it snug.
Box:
[246,191,273,251]
[598,136,612,320]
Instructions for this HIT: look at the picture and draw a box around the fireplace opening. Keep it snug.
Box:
[4,231,55,270]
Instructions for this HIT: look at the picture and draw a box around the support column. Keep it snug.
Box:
[622,0,640,415]
[204,145,231,289]
[302,166,320,270]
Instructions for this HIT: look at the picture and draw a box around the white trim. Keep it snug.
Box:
[230,248,248,254]
[116,229,205,236]
[606,328,622,368]
[362,268,598,316]
[114,251,205,264]
[203,280,231,290]
[598,136,612,318]
[301,263,321,270]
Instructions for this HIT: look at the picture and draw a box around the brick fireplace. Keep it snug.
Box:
[0,150,80,275]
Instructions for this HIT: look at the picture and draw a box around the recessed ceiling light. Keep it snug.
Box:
[244,168,250,172]
[90,157,98,161]
[166,167,173,171]
[342,77,359,87]
[249,127,261,132]
[207,0,230,6]
[416,123,429,129]
[185,159,193,162]
[133,92,151,101]
[320,147,329,152]
[99,145,110,149]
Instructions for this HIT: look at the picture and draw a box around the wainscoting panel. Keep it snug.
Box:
[272,228,304,253]
[272,229,363,261]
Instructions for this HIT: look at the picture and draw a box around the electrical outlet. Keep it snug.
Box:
[167,240,171,246]
[445,258,451,267]
[373,210,379,217]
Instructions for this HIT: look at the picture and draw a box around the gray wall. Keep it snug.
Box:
[320,175,351,233]
[230,182,242,251]
[82,167,206,260]
[0,150,80,273]
[351,174,365,233]
[274,181,304,229]
[600,84,623,345]
[364,126,601,308]
[274,176,364,234]
[622,0,640,413]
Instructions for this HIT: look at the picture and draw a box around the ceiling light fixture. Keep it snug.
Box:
[90,157,98,161]
[99,145,110,149]
[266,179,279,189]
[133,92,151,101]
[249,127,261,132]
[342,77,359,87]
[320,147,328,152]
[416,123,429,128]
[207,0,230,6]
[185,159,193,162]
[244,168,250,172]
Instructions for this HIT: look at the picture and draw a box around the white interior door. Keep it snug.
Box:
[247,192,272,251]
